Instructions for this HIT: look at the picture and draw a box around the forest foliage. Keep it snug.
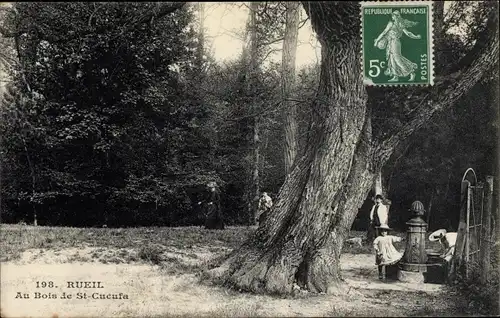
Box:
[0,2,497,229]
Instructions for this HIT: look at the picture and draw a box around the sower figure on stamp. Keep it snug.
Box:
[374,10,421,82]
[367,194,389,243]
[257,192,273,225]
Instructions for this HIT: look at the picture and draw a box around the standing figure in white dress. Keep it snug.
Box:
[373,224,403,280]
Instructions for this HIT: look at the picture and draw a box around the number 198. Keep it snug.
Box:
[36,281,55,288]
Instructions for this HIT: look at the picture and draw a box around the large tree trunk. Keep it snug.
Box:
[210,3,371,294]
[282,2,300,176]
[209,1,498,295]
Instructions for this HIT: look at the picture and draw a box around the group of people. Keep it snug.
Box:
[198,182,274,229]
[368,194,458,280]
[367,194,402,279]
[201,184,457,282]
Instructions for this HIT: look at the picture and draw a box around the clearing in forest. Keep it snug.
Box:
[0,225,469,317]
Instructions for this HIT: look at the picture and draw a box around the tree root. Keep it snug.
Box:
[204,240,347,295]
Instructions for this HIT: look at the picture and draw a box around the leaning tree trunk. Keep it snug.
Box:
[210,2,373,294]
[209,1,498,296]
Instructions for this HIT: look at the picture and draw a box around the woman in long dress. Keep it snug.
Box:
[374,11,421,82]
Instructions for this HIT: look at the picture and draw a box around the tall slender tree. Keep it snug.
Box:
[195,2,205,85]
[281,2,300,176]
[247,1,261,225]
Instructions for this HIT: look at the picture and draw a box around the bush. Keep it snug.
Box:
[138,244,165,265]
[455,248,500,316]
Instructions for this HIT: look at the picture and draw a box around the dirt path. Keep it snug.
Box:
[341,253,442,292]
[1,248,464,317]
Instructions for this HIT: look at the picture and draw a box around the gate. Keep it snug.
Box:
[450,168,494,280]
[462,169,484,272]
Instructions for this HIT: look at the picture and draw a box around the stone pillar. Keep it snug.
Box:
[398,201,428,283]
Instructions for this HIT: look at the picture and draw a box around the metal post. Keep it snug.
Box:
[465,185,471,278]
[450,180,470,281]
[480,176,493,284]
[479,184,484,253]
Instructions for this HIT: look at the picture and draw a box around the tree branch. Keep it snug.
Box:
[375,10,499,165]
[298,17,309,30]
[135,2,186,25]
[260,17,309,47]
[260,36,285,47]
[448,2,498,73]
[88,3,99,28]
[260,48,282,63]
[224,97,304,124]
[0,48,17,67]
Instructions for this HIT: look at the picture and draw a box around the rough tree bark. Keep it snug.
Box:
[282,2,300,176]
[249,2,260,225]
[242,2,261,225]
[211,2,370,294]
[209,1,499,295]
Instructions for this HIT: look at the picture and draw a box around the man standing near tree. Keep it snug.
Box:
[203,182,224,230]
[367,194,389,243]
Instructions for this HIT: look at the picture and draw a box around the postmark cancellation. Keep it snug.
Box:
[361,1,434,86]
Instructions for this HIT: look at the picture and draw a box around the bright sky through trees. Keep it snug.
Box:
[202,2,322,68]
[200,2,462,69]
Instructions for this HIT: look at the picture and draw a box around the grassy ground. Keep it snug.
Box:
[0,224,470,317]
[0,224,441,263]
[0,224,252,263]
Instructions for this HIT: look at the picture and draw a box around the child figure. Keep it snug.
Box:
[429,229,457,262]
[373,224,403,280]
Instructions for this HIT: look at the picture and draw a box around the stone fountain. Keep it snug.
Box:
[398,200,430,283]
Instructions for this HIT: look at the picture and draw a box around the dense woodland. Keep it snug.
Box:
[0,1,498,235]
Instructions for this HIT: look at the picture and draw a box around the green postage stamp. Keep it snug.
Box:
[361,1,434,86]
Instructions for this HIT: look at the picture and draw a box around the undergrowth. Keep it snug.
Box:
[454,248,500,316]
